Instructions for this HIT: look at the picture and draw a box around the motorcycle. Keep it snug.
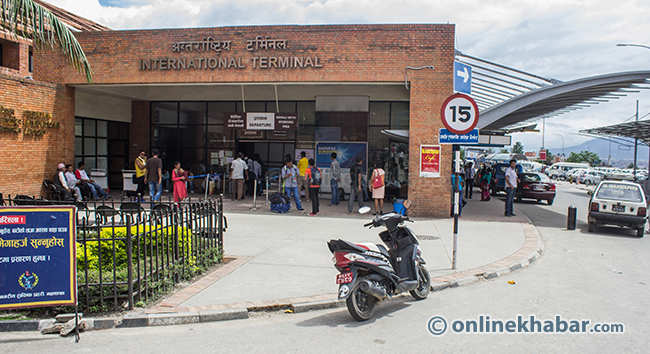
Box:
[327,204,431,321]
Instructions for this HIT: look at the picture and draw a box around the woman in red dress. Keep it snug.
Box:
[172,161,188,203]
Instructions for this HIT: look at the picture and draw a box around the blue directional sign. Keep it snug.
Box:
[439,129,479,144]
[453,61,472,94]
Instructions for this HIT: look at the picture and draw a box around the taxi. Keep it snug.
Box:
[588,179,647,237]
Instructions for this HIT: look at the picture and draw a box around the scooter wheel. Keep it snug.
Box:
[410,264,431,300]
[346,283,376,321]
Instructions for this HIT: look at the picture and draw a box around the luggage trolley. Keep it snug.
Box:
[122,169,138,199]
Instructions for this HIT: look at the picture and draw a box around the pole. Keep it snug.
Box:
[251,178,258,211]
[542,117,545,150]
[265,175,269,205]
[634,100,639,177]
[204,174,209,200]
[452,144,460,270]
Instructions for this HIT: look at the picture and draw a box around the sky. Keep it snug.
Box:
[46,0,650,153]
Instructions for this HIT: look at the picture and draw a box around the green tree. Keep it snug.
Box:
[499,148,509,153]
[511,141,524,154]
[566,151,601,166]
[1,0,93,82]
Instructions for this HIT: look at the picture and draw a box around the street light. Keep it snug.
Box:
[617,43,650,50]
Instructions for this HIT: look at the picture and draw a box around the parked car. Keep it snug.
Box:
[546,162,590,179]
[566,168,587,183]
[516,172,556,205]
[588,180,647,237]
[490,162,523,195]
[579,171,605,185]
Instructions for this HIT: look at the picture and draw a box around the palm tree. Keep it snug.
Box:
[1,0,92,83]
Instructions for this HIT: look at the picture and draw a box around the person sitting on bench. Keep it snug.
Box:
[75,161,110,200]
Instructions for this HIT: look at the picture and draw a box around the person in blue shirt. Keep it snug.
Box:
[282,158,304,211]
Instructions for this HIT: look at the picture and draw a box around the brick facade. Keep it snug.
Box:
[0,74,74,198]
[29,24,454,217]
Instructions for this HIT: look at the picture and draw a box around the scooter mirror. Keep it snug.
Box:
[403,199,412,209]
[358,206,372,214]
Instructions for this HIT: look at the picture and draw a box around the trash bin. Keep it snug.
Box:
[393,199,406,215]
[90,169,108,190]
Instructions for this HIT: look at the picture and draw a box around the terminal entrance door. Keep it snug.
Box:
[238,140,295,174]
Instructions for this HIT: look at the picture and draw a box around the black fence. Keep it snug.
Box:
[0,194,226,312]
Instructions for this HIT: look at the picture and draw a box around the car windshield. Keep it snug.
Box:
[596,183,643,202]
[521,174,541,182]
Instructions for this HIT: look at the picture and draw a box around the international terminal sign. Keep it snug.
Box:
[0,207,76,310]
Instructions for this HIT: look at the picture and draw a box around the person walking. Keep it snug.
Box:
[348,157,365,213]
[304,158,321,215]
[297,151,309,201]
[329,152,341,206]
[504,159,519,216]
[172,161,188,203]
[282,158,304,211]
[230,152,248,201]
[134,150,147,201]
[464,161,475,199]
[480,164,492,201]
[369,160,385,215]
[144,149,163,203]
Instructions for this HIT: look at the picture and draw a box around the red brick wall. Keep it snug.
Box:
[129,101,150,168]
[34,24,455,217]
[0,74,74,198]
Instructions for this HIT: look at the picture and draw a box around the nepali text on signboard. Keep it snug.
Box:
[0,206,76,310]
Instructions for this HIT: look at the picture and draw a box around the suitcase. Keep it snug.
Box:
[270,202,291,213]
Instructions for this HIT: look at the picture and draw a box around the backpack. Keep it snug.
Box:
[309,166,322,186]
[270,192,290,204]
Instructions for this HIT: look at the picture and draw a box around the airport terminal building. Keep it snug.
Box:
[0,7,456,216]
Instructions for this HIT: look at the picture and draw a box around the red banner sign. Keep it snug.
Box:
[420,145,440,178]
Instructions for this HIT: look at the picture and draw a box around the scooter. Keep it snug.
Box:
[327,203,431,321]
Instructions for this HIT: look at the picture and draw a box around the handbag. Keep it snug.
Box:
[372,171,383,189]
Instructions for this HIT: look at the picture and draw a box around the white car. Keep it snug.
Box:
[588,180,647,237]
[579,171,605,185]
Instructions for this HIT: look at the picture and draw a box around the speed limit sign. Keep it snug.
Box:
[440,93,479,135]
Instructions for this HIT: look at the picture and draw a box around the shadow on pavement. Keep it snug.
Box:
[295,299,412,328]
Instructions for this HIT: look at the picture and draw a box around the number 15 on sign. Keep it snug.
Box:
[440,93,479,135]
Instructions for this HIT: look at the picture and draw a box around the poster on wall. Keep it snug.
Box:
[420,145,440,178]
[0,206,76,310]
[315,142,368,174]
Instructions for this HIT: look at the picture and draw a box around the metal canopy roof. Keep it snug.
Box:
[580,119,650,146]
[456,52,650,132]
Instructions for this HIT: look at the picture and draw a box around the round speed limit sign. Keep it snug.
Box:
[440,93,479,135]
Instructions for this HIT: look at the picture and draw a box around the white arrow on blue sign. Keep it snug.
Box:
[453,61,472,95]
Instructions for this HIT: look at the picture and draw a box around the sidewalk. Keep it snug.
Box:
[142,189,541,314]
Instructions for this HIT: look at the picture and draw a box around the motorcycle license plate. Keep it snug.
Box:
[337,272,353,284]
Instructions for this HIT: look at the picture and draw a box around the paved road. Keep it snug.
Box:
[2,182,648,353]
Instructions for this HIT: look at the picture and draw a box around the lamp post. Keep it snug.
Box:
[617,43,649,173]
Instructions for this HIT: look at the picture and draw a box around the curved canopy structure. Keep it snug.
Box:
[580,119,650,146]
[475,71,650,131]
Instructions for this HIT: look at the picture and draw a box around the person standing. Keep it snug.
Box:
[247,153,262,196]
[479,164,492,201]
[145,149,163,203]
[134,150,147,201]
[297,151,309,201]
[329,152,341,206]
[464,161,475,199]
[282,158,304,211]
[369,160,385,215]
[230,152,248,201]
[304,158,321,215]
[348,157,365,214]
[504,159,519,216]
[172,161,188,203]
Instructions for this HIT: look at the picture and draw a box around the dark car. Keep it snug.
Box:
[491,163,523,195]
[515,172,556,205]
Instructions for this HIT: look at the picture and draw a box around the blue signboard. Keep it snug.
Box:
[453,61,472,94]
[0,206,76,310]
[439,128,479,144]
[315,142,368,174]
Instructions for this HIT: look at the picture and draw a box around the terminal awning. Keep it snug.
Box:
[580,119,650,145]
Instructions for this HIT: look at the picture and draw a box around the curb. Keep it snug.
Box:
[1,222,544,332]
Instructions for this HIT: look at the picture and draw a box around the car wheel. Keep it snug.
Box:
[588,222,595,232]
[547,199,554,205]
[637,227,644,238]
[584,180,590,186]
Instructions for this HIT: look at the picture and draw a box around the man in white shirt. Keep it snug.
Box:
[76,161,109,200]
[505,159,520,217]
[230,152,249,201]
[64,164,83,202]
